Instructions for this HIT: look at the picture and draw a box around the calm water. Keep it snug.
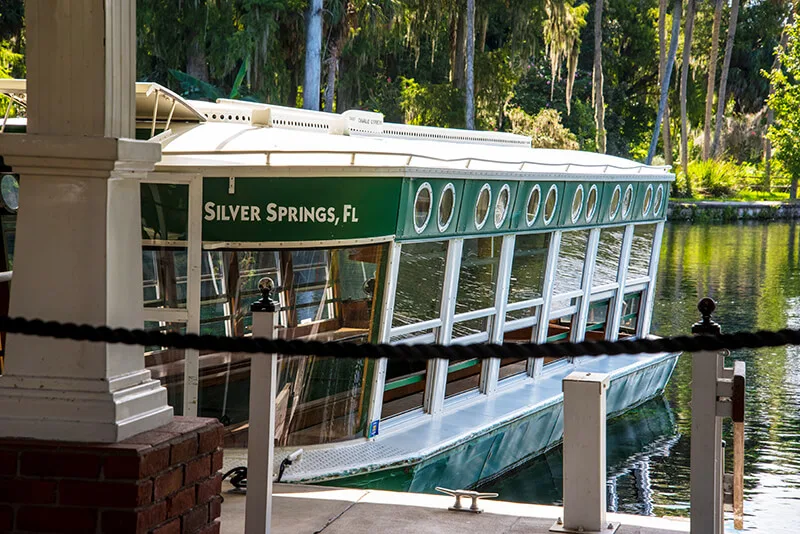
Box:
[480,222,800,532]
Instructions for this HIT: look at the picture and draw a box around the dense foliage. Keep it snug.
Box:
[0,0,796,194]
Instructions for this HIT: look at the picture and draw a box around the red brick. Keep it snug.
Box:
[0,450,17,476]
[59,480,152,507]
[197,426,222,455]
[0,479,56,504]
[17,506,96,533]
[182,503,209,534]
[185,456,211,485]
[211,450,223,474]
[170,435,199,465]
[196,473,222,505]
[155,466,184,500]
[0,504,12,531]
[152,517,181,534]
[104,446,169,479]
[209,495,222,521]
[121,430,181,446]
[20,451,102,478]
[167,486,195,518]
[101,501,167,534]
[197,521,221,534]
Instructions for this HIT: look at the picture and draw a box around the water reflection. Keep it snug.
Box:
[479,397,680,516]
[481,222,800,532]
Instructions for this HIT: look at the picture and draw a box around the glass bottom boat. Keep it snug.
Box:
[0,79,679,491]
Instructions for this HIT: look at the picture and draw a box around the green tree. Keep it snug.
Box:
[766,20,800,200]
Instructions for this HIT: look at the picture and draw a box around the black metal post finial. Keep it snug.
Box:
[251,276,277,313]
[692,297,721,335]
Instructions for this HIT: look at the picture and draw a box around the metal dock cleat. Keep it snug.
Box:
[435,487,498,514]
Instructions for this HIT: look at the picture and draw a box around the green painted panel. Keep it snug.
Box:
[509,181,564,232]
[202,176,403,242]
[396,178,466,240]
[558,181,598,227]
[455,180,519,236]
[597,182,626,225]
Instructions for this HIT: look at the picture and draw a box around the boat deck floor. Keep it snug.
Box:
[220,482,689,533]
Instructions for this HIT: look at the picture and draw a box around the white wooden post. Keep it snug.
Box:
[553,371,618,533]
[245,278,278,534]
[690,298,724,534]
[532,231,562,377]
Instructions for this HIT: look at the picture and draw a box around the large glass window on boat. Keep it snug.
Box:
[144,241,387,448]
[593,227,624,288]
[546,230,589,363]
[620,292,643,338]
[447,236,502,397]
[585,299,611,340]
[627,224,657,282]
[502,233,551,379]
[383,241,448,418]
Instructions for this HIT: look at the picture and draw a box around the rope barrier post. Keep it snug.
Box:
[551,371,619,534]
[690,297,724,534]
[245,277,278,534]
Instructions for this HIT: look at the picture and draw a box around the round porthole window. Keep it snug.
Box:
[475,184,492,230]
[413,182,433,233]
[438,183,456,232]
[621,184,634,219]
[0,174,19,213]
[571,185,584,223]
[543,185,558,225]
[653,185,664,216]
[609,185,621,221]
[526,185,542,226]
[494,184,510,228]
[642,184,654,216]
[585,185,598,222]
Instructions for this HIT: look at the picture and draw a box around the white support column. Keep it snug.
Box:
[0,0,172,442]
[428,238,463,414]
[482,234,515,394]
[637,222,665,338]
[553,371,618,534]
[573,228,601,344]
[691,349,724,534]
[246,304,278,534]
[532,231,562,377]
[607,225,635,342]
[183,175,203,417]
[366,241,401,435]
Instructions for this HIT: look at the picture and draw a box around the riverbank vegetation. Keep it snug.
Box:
[0,0,798,201]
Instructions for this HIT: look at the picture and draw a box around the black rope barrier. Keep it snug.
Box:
[0,315,799,360]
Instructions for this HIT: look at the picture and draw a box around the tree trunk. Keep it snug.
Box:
[454,11,467,90]
[303,0,323,110]
[702,0,723,161]
[593,0,606,153]
[478,11,489,53]
[680,0,696,194]
[186,33,209,83]
[324,47,338,113]
[466,0,476,129]
[658,0,673,165]
[449,11,458,83]
[711,0,740,157]
[646,0,682,165]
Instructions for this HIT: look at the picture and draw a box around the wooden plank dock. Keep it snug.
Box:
[220,482,690,534]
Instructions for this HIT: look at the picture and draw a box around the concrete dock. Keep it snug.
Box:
[220,482,690,534]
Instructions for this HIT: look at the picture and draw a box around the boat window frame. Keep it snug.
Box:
[474,183,492,230]
[438,182,456,232]
[413,181,434,234]
[526,184,542,227]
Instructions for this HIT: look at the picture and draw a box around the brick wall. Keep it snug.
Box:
[0,417,224,534]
